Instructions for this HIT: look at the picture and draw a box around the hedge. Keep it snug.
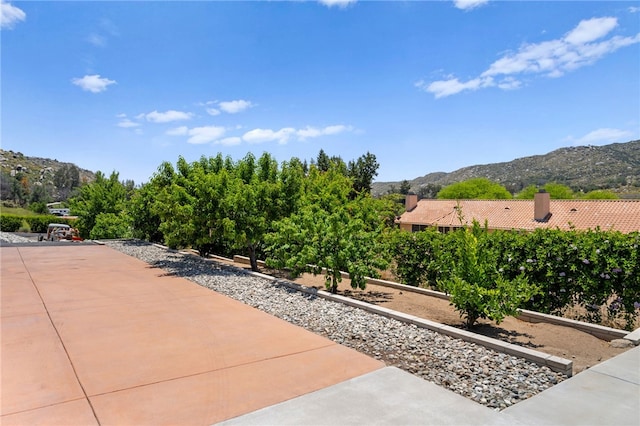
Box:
[0,214,24,232]
[0,214,76,233]
[387,226,640,330]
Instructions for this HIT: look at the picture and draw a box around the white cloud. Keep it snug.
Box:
[243,128,296,144]
[143,110,193,123]
[218,100,254,114]
[416,77,492,99]
[243,125,353,144]
[297,125,353,140]
[572,128,633,145]
[1,1,26,29]
[187,126,226,144]
[419,16,640,98]
[71,74,116,93]
[117,119,140,128]
[630,7,640,13]
[206,108,220,116]
[217,137,242,146]
[87,33,107,47]
[319,0,356,9]
[453,0,489,11]
[564,17,617,45]
[166,126,189,136]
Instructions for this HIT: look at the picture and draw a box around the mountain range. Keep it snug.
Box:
[371,140,640,198]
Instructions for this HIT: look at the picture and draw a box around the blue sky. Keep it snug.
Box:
[2,0,639,185]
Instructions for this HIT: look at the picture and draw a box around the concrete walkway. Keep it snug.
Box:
[1,245,382,425]
[2,244,639,425]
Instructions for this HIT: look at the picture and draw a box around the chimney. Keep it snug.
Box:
[534,190,551,222]
[405,193,418,212]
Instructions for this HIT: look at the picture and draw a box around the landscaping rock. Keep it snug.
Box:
[610,339,634,348]
[104,240,566,411]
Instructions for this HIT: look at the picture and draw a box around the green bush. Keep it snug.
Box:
[388,225,640,330]
[385,227,445,287]
[438,224,540,328]
[89,213,132,239]
[0,214,25,232]
[25,216,63,233]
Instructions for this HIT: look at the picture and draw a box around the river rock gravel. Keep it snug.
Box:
[105,240,566,409]
[0,231,37,244]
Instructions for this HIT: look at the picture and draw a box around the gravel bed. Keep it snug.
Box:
[104,239,565,410]
[0,232,37,243]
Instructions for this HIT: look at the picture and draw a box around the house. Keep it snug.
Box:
[396,192,640,234]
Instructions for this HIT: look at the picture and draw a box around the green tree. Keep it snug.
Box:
[399,180,411,195]
[70,171,130,238]
[437,178,512,200]
[516,183,575,199]
[417,183,441,199]
[439,223,540,328]
[266,167,388,293]
[347,152,379,196]
[386,227,444,287]
[316,149,330,172]
[90,212,132,239]
[53,164,81,200]
[223,153,295,270]
[128,181,164,243]
[581,190,619,199]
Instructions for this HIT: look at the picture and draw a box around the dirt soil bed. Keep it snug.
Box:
[217,256,633,375]
[288,272,632,374]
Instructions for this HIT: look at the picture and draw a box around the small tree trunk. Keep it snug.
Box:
[248,245,259,272]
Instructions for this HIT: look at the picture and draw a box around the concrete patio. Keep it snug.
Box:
[1,244,638,425]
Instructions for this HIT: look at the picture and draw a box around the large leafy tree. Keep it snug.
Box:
[437,178,512,200]
[150,153,305,270]
[347,151,379,196]
[266,166,389,293]
[70,171,130,238]
[128,180,164,243]
[516,183,575,199]
[53,164,81,200]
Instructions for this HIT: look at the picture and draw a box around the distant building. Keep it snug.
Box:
[396,192,640,234]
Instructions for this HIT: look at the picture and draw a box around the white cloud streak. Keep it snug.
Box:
[218,100,254,114]
[1,1,25,29]
[166,126,189,136]
[572,128,633,145]
[319,0,356,9]
[187,126,226,144]
[243,125,354,145]
[71,74,116,93]
[453,0,489,11]
[143,110,193,123]
[419,17,640,98]
[117,119,140,128]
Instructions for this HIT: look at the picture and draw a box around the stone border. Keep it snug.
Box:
[363,277,638,345]
[231,254,635,343]
[223,254,575,376]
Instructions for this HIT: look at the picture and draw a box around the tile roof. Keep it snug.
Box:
[397,199,640,233]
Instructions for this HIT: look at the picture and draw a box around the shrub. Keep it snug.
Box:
[89,213,132,239]
[438,223,540,328]
[0,214,24,232]
[25,215,64,233]
[385,227,445,287]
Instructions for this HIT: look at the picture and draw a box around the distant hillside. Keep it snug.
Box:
[0,149,96,202]
[372,140,640,197]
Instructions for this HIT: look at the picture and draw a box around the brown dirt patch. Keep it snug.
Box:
[215,257,632,375]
